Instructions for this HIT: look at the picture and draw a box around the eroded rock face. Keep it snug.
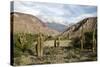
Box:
[62,17,97,39]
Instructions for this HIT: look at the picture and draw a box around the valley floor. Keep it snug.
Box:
[14,40,97,65]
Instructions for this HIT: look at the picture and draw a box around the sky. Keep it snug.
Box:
[11,1,97,25]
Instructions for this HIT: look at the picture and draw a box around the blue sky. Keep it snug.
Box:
[11,1,97,25]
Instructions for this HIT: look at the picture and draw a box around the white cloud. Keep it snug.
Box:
[38,15,68,25]
[12,1,97,24]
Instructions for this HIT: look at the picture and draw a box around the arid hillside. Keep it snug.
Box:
[11,12,59,36]
[61,17,97,39]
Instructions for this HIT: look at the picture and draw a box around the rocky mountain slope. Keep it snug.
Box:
[61,17,97,39]
[11,12,59,36]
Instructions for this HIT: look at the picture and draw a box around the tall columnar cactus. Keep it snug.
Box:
[93,30,95,53]
[37,33,41,57]
[36,33,44,57]
[57,37,60,47]
[81,23,84,51]
[54,37,60,47]
[81,39,83,51]
[54,39,57,47]
[93,24,96,53]
[40,33,44,57]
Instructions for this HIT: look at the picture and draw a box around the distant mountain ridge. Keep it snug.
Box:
[47,23,67,32]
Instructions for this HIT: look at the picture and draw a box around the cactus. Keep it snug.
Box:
[40,33,44,57]
[54,37,60,47]
[81,22,84,51]
[81,39,83,51]
[36,33,41,57]
[36,33,44,57]
[57,37,60,47]
[54,39,57,47]
[93,24,96,53]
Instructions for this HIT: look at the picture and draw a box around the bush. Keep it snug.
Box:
[71,31,97,49]
[13,33,37,58]
[71,37,81,48]
[84,32,93,49]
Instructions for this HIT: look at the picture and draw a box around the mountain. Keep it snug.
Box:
[61,17,97,39]
[47,23,67,32]
[11,12,59,36]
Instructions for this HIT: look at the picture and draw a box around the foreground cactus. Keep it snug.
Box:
[54,39,57,47]
[40,33,44,57]
[93,24,96,53]
[54,37,60,47]
[57,37,60,47]
[36,33,44,57]
[81,22,84,51]
[81,39,83,51]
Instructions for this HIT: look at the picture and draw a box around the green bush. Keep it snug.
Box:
[84,32,93,49]
[13,33,37,58]
[71,31,97,49]
[71,37,81,48]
